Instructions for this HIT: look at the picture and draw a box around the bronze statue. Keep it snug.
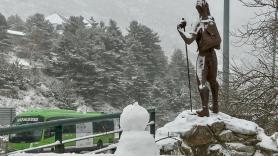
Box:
[177,0,221,117]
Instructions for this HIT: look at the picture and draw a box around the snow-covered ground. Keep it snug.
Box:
[7,52,31,67]
[0,89,59,114]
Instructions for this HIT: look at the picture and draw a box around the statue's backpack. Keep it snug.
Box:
[197,18,222,52]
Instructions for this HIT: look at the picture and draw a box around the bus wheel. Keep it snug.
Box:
[97,140,103,149]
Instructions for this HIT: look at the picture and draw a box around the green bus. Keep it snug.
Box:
[8,109,119,152]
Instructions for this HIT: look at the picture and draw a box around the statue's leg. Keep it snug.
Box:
[196,55,209,117]
[207,51,219,113]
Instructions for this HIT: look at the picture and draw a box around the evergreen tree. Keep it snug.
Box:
[7,15,25,31]
[167,49,198,111]
[24,13,55,61]
[50,17,130,110]
[124,41,152,105]
[0,13,10,52]
[126,21,167,83]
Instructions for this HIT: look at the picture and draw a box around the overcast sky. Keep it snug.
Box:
[0,0,263,69]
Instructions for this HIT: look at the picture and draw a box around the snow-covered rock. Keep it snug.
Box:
[257,128,278,152]
[156,110,278,156]
[157,110,258,138]
[271,132,278,148]
[115,103,159,156]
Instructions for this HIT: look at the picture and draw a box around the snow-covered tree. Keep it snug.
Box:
[24,13,55,61]
[0,13,10,53]
[7,14,25,31]
[228,0,278,134]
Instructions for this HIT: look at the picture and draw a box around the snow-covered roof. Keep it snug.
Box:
[46,13,67,25]
[83,19,92,27]
[7,30,25,36]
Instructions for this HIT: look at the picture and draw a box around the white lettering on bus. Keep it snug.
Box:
[17,118,39,122]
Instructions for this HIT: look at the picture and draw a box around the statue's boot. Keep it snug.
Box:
[197,87,209,117]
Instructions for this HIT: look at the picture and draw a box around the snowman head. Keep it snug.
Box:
[120,102,149,131]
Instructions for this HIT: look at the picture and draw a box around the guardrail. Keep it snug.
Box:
[8,129,123,155]
[0,108,156,154]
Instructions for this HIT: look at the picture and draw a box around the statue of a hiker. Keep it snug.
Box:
[177,0,222,117]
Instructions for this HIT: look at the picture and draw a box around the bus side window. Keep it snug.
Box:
[93,120,114,133]
[44,128,55,139]
[63,125,76,134]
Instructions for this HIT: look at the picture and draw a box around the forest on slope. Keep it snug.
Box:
[0,13,198,126]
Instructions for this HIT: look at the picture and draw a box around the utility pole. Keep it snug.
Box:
[273,0,278,104]
[223,0,230,105]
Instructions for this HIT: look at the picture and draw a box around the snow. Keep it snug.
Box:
[46,13,91,28]
[46,13,66,25]
[0,89,59,114]
[156,110,258,139]
[156,110,278,152]
[83,19,92,28]
[257,128,278,152]
[156,137,180,152]
[7,52,31,67]
[7,30,25,36]
[209,144,231,156]
[119,102,149,131]
[271,132,278,148]
[115,131,159,156]
[224,117,258,135]
[115,103,159,156]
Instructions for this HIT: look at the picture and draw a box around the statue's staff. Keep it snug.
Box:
[178,18,193,112]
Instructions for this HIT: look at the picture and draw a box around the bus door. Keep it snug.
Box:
[113,118,120,139]
[76,122,93,147]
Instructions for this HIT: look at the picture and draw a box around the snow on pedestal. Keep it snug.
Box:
[115,102,159,156]
[156,110,278,155]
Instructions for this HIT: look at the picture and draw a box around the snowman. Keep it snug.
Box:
[115,102,160,156]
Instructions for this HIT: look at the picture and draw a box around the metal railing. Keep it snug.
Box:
[8,129,123,155]
[0,108,156,154]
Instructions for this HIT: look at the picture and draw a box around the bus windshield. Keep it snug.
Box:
[9,117,43,143]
